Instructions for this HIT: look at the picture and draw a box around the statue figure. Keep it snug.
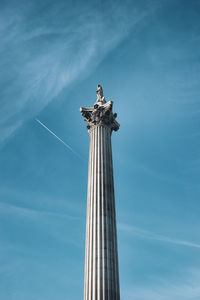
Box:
[96,84,106,103]
[80,85,119,131]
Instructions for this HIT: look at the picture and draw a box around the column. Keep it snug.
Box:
[80,85,120,300]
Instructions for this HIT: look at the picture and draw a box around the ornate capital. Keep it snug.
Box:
[80,86,120,132]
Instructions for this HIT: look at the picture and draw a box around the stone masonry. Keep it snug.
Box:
[80,85,120,300]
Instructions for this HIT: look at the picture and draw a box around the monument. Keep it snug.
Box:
[80,85,120,300]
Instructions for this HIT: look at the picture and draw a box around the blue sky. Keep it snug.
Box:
[0,0,200,299]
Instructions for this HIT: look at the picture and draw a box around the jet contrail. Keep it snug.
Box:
[119,223,200,249]
[35,118,82,160]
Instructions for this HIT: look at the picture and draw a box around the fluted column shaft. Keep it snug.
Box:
[84,125,120,300]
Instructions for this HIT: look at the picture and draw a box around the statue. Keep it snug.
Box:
[80,85,120,132]
[96,84,106,103]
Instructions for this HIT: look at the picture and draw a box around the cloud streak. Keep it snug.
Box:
[0,200,82,248]
[0,0,159,145]
[119,223,200,249]
[123,268,200,300]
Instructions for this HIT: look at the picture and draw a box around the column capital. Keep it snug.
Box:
[80,86,120,132]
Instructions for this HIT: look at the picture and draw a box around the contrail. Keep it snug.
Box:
[119,223,200,249]
[35,118,82,159]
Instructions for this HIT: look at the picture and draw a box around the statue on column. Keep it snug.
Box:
[80,85,119,132]
[96,84,106,103]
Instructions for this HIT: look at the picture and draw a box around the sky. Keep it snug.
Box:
[0,0,200,299]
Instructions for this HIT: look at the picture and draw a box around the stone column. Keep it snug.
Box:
[80,85,120,300]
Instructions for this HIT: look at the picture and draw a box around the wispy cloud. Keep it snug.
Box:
[0,0,159,145]
[0,200,82,248]
[123,268,200,300]
[0,201,78,221]
[119,223,200,249]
